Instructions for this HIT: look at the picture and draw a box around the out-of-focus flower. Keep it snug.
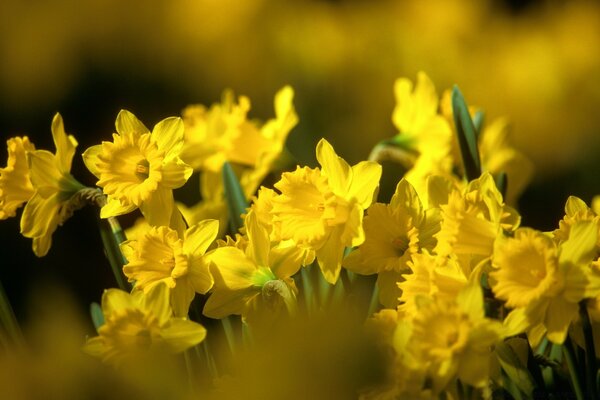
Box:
[0,137,35,219]
[271,138,382,283]
[494,221,600,346]
[120,219,219,317]
[409,284,504,392]
[344,178,441,308]
[181,86,297,197]
[434,172,520,275]
[83,283,206,366]
[398,251,467,317]
[554,195,600,251]
[391,72,453,199]
[204,210,301,325]
[82,110,192,231]
[20,114,84,256]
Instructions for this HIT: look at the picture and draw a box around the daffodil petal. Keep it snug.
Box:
[170,283,196,318]
[101,288,136,315]
[142,283,172,325]
[316,226,345,284]
[161,319,206,353]
[100,197,137,219]
[203,286,255,319]
[32,234,53,257]
[559,220,598,267]
[20,192,60,238]
[115,109,150,136]
[160,158,192,189]
[82,144,103,178]
[184,219,219,256]
[51,113,77,173]
[27,150,62,188]
[152,117,184,158]
[245,210,270,268]
[347,161,382,208]
[139,187,173,227]
[316,138,350,196]
[210,247,256,290]
[188,257,214,294]
[545,298,577,344]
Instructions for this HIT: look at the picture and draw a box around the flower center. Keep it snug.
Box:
[135,159,150,180]
[391,236,409,256]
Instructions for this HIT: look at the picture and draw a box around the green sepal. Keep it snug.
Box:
[496,338,536,397]
[452,86,482,181]
[90,302,104,331]
[222,162,248,234]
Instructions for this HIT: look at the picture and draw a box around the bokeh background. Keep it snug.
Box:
[1,0,600,325]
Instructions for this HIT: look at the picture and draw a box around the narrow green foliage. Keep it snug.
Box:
[90,302,104,331]
[222,162,248,234]
[97,214,130,291]
[0,279,24,348]
[579,301,598,400]
[564,338,585,400]
[496,338,536,397]
[473,110,485,137]
[451,86,481,181]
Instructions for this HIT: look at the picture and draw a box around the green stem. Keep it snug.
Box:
[580,301,598,400]
[221,317,236,355]
[96,214,130,291]
[300,267,314,313]
[367,283,380,316]
[0,279,25,348]
[564,337,585,400]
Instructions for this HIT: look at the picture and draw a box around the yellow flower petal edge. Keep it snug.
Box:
[0,137,35,219]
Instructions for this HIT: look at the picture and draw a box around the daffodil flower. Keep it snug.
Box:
[495,221,600,345]
[0,136,35,219]
[83,283,206,366]
[82,110,192,231]
[20,114,85,256]
[203,210,302,325]
[271,138,382,284]
[344,178,441,308]
[120,219,219,317]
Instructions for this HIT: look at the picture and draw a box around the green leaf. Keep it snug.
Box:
[452,86,481,181]
[496,338,536,397]
[222,162,249,234]
[473,110,485,138]
[90,302,104,331]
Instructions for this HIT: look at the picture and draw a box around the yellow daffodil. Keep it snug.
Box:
[434,172,520,276]
[392,72,454,199]
[398,251,468,317]
[181,86,297,198]
[410,284,504,393]
[203,210,302,325]
[20,114,85,256]
[120,220,219,317]
[271,138,382,283]
[82,110,192,230]
[344,178,441,308]
[83,283,206,366]
[0,137,35,219]
[554,195,600,252]
[494,221,600,345]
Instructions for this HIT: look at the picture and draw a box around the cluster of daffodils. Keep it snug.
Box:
[1,74,599,399]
